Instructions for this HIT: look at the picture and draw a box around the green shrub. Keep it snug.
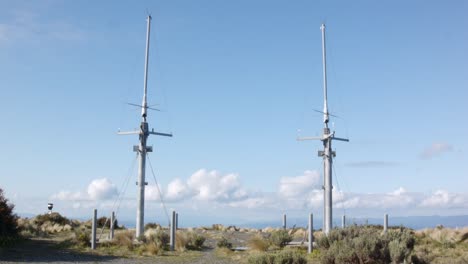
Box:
[247,250,306,264]
[0,188,18,237]
[73,229,91,247]
[269,230,292,248]
[187,233,206,249]
[144,222,161,231]
[217,237,233,249]
[146,229,169,249]
[317,225,416,264]
[248,235,269,251]
[96,217,119,229]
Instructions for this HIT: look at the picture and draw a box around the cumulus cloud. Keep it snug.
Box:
[87,178,118,200]
[165,178,194,202]
[51,178,117,201]
[49,170,468,215]
[278,170,320,198]
[420,142,453,159]
[186,169,248,202]
[421,190,467,208]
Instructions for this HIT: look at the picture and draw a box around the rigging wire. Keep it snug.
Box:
[332,160,347,218]
[146,153,171,226]
[98,154,138,239]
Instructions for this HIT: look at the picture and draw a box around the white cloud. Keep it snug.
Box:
[420,142,453,159]
[166,178,193,202]
[51,178,117,201]
[278,170,320,199]
[87,178,118,200]
[186,169,248,202]
[48,170,468,217]
[421,190,467,208]
[145,184,163,201]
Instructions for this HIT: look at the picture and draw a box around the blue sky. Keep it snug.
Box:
[1,0,467,226]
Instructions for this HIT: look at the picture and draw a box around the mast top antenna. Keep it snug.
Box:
[320,23,329,125]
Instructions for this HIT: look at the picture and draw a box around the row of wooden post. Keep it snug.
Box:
[281,213,390,254]
[91,209,179,251]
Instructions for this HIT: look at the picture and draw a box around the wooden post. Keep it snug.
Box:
[384,213,388,233]
[110,211,115,239]
[91,209,97,250]
[283,214,287,230]
[308,213,313,254]
[170,210,176,251]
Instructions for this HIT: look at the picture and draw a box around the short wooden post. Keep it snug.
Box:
[109,211,115,239]
[170,210,176,251]
[308,213,313,254]
[91,209,97,250]
[283,214,287,230]
[384,213,388,233]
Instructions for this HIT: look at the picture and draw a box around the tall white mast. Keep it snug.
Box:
[118,15,173,239]
[297,24,348,235]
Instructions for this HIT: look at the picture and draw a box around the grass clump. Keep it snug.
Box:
[141,230,169,255]
[114,230,135,250]
[248,249,307,264]
[269,230,292,248]
[187,232,206,249]
[217,236,233,249]
[248,235,269,252]
[144,222,161,231]
[34,213,70,226]
[72,229,91,247]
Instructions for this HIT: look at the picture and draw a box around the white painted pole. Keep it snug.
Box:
[342,215,346,228]
[91,209,97,250]
[308,213,313,254]
[384,213,388,233]
[170,210,176,251]
[283,214,287,230]
[110,211,115,239]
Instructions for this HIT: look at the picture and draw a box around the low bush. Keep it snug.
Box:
[269,230,292,248]
[96,217,119,229]
[217,236,233,249]
[248,235,269,252]
[34,213,70,226]
[317,225,416,264]
[72,229,91,247]
[144,222,161,231]
[114,230,135,250]
[187,232,206,250]
[247,250,307,264]
[174,231,205,251]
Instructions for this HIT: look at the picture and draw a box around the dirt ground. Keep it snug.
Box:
[0,231,250,264]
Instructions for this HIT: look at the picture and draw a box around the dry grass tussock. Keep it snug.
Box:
[17,214,75,237]
[175,231,206,252]
[248,235,269,252]
[114,230,135,250]
[412,227,468,264]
